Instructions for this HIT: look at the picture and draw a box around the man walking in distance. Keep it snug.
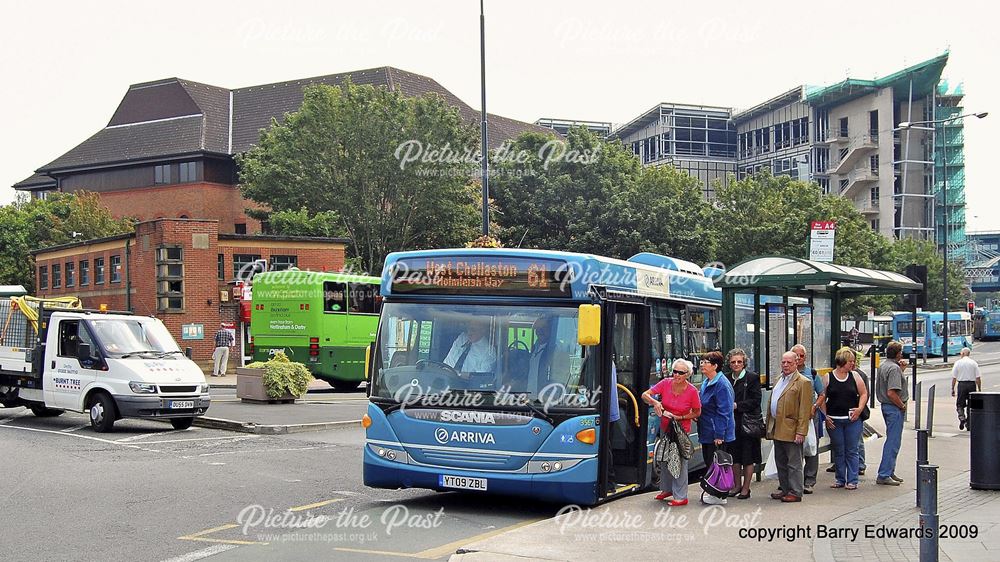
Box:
[767,351,814,503]
[875,341,908,485]
[951,347,982,431]
[212,324,235,377]
[791,344,823,494]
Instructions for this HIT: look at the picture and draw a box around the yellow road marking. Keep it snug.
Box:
[178,523,268,545]
[332,547,424,558]
[289,498,344,511]
[412,517,544,559]
[331,517,543,560]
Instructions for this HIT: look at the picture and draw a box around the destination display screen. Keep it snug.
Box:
[389,256,572,297]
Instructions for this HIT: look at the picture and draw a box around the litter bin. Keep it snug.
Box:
[969,392,1000,490]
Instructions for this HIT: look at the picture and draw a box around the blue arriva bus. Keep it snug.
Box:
[362,248,722,505]
[974,309,1000,341]
[892,311,973,356]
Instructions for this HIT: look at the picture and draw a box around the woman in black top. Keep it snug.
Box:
[818,347,869,489]
[726,348,761,499]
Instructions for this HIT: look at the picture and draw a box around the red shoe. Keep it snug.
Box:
[655,492,672,501]
[780,494,802,503]
[667,498,688,506]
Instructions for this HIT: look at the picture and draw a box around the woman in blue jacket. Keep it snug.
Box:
[698,350,737,467]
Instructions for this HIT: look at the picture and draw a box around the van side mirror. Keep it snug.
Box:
[577,304,601,346]
[77,342,92,361]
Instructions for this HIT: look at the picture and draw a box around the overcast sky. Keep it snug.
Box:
[2,0,996,231]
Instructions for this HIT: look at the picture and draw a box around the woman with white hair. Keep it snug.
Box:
[642,358,702,506]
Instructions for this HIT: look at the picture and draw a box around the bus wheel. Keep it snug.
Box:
[88,392,117,433]
[170,417,194,430]
[332,380,362,392]
[29,405,64,417]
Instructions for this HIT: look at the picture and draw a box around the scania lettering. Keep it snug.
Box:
[0,296,210,432]
[363,249,723,505]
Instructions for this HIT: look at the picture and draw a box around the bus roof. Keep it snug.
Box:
[892,310,971,320]
[381,248,721,305]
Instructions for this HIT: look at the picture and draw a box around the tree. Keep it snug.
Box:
[266,208,345,238]
[491,127,715,261]
[238,81,481,274]
[0,192,134,289]
[881,238,971,312]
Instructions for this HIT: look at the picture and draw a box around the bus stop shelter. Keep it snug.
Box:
[715,257,922,387]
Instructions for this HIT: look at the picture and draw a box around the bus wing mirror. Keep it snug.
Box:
[577,304,601,346]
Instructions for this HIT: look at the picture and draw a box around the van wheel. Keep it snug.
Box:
[170,417,194,430]
[332,380,361,392]
[29,405,64,417]
[88,392,117,433]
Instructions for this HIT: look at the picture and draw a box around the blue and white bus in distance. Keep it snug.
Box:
[974,309,1000,341]
[363,249,722,505]
[892,311,973,356]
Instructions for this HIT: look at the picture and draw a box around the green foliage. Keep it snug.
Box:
[238,81,481,275]
[879,238,971,312]
[491,127,715,262]
[0,192,134,288]
[246,351,313,399]
[266,208,345,238]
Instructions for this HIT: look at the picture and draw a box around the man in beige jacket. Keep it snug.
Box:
[766,350,815,502]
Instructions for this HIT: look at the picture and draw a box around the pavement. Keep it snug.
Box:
[450,370,1000,562]
[189,372,368,434]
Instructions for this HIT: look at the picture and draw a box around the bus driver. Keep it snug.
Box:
[443,320,496,375]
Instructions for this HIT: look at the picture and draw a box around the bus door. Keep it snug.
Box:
[602,302,650,498]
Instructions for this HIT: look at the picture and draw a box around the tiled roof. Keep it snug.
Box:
[25,66,549,181]
[12,172,57,189]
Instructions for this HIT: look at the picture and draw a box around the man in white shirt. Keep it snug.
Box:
[443,320,496,375]
[950,347,981,431]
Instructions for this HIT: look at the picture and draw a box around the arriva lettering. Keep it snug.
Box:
[439,410,496,424]
[439,429,496,444]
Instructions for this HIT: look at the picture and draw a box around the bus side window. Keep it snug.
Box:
[324,282,347,313]
[348,283,378,314]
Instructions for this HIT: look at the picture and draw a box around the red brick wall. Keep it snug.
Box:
[35,219,347,366]
[94,182,264,234]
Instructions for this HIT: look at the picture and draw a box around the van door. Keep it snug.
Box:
[48,319,101,410]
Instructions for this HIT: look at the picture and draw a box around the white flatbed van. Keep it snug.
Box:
[0,298,210,432]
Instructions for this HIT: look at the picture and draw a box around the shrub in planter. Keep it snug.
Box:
[245,351,313,399]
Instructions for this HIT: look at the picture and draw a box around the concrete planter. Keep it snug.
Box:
[236,367,298,403]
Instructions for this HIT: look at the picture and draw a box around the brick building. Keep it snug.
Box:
[12,67,549,231]
[32,219,347,370]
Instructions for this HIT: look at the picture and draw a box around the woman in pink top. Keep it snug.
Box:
[642,359,702,506]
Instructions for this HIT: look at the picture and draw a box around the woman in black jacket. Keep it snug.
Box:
[726,348,762,499]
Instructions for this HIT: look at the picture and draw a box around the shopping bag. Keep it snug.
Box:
[803,418,818,457]
[763,446,778,480]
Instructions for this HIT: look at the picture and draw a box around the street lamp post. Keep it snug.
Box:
[898,111,988,363]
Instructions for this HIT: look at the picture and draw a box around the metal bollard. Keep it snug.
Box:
[927,385,935,438]
[916,429,929,508]
[915,382,922,430]
[918,464,939,562]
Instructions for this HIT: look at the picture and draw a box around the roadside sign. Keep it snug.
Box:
[809,221,836,262]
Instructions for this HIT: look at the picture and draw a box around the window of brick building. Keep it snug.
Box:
[154,164,171,185]
[218,254,225,280]
[110,255,122,283]
[80,260,89,286]
[270,255,297,271]
[65,261,75,288]
[234,223,247,234]
[52,264,62,288]
[156,245,184,312]
[95,257,105,284]
[178,161,197,183]
[233,254,261,280]
[39,266,48,289]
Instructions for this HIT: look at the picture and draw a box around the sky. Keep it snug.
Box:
[1,0,997,231]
